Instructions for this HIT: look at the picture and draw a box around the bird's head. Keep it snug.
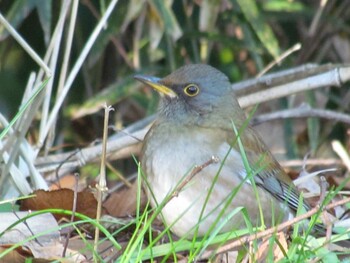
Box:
[135,64,245,127]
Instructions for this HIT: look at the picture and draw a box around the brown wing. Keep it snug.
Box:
[229,126,310,212]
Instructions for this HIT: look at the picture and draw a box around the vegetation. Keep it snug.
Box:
[0,0,350,262]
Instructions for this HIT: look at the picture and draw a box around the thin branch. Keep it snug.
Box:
[280,158,343,168]
[232,64,331,95]
[319,176,329,205]
[309,0,328,36]
[238,67,346,108]
[82,0,134,68]
[62,173,79,257]
[106,161,133,188]
[251,104,350,125]
[170,156,220,201]
[94,104,113,256]
[257,43,302,77]
[199,196,350,260]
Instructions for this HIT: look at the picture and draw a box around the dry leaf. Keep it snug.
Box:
[20,189,104,220]
[0,245,51,263]
[103,181,146,217]
[49,175,87,191]
[255,232,288,262]
[29,242,86,262]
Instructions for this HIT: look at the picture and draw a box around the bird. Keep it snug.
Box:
[134,64,310,238]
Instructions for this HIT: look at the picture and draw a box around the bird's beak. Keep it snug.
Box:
[134,75,177,98]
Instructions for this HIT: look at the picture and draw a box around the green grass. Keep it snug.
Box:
[1,1,350,262]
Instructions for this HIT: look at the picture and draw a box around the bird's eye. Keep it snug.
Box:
[183,84,199,97]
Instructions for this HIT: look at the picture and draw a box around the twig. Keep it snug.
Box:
[251,104,350,125]
[199,195,350,260]
[238,66,348,108]
[35,115,151,175]
[109,126,144,142]
[82,0,134,68]
[318,176,332,246]
[106,161,132,188]
[94,104,114,257]
[233,64,333,95]
[257,43,302,77]
[167,156,220,204]
[12,207,42,246]
[62,173,79,257]
[54,149,80,188]
[280,158,343,168]
[309,0,328,36]
[318,176,329,206]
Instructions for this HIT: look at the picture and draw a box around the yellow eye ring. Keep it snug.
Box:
[184,84,199,97]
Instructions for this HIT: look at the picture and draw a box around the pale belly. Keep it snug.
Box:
[142,125,290,237]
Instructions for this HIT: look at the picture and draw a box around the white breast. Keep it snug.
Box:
[142,124,290,237]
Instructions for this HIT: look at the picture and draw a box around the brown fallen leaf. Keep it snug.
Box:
[0,245,51,263]
[20,189,105,221]
[103,181,147,217]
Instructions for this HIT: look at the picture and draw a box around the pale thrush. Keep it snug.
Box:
[135,64,309,237]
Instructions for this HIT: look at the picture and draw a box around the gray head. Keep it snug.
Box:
[134,64,245,127]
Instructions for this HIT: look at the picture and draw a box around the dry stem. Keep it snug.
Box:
[94,104,113,256]
[168,156,220,204]
[200,195,350,259]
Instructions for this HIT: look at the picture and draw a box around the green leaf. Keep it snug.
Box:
[199,0,221,32]
[317,247,339,262]
[147,5,165,50]
[263,0,305,12]
[235,0,280,59]
[0,78,49,140]
[88,0,129,67]
[121,0,146,32]
[67,75,140,119]
[306,91,320,154]
[149,0,182,42]
[0,0,37,40]
[35,0,52,46]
